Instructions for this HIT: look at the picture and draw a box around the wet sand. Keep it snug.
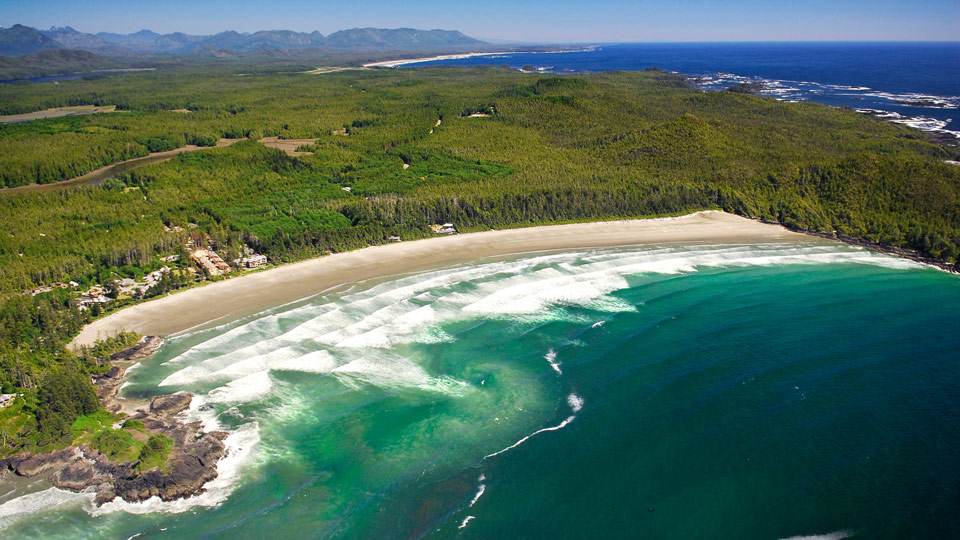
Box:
[71,211,808,348]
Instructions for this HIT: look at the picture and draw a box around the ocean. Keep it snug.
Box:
[407,42,960,140]
[4,241,960,539]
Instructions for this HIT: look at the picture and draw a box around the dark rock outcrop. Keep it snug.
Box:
[149,393,193,416]
[0,391,229,507]
[110,335,164,363]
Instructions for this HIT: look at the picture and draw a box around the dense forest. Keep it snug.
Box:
[0,65,958,456]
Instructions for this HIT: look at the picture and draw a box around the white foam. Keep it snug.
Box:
[272,350,338,373]
[458,515,475,529]
[485,393,582,459]
[779,531,854,540]
[91,422,260,516]
[545,350,562,375]
[567,393,584,413]
[206,372,274,404]
[151,244,924,406]
[469,482,486,507]
[0,419,259,527]
[0,487,88,530]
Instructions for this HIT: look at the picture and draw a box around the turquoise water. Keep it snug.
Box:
[3,242,960,539]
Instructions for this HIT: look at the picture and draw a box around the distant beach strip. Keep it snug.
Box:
[363,51,523,68]
[71,211,810,347]
[361,47,596,68]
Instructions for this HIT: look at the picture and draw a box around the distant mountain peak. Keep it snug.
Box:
[2,24,486,57]
[0,24,64,56]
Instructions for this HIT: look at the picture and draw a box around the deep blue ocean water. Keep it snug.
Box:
[407,42,960,139]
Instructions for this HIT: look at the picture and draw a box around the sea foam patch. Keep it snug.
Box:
[116,242,926,519]
[157,243,921,398]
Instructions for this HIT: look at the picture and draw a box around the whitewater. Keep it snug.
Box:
[3,241,959,539]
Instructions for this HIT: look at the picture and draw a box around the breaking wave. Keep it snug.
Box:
[485,393,583,459]
[691,73,960,138]
[779,531,854,540]
[0,241,924,527]
[158,242,921,393]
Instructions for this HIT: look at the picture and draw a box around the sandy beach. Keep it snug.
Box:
[362,51,514,68]
[71,211,809,347]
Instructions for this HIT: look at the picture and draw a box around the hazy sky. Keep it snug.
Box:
[3,0,958,42]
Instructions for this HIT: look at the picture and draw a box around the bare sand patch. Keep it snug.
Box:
[304,66,367,75]
[363,52,515,68]
[71,211,811,347]
[258,136,317,156]
[0,105,118,124]
[2,138,245,194]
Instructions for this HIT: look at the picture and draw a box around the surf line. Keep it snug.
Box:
[484,393,583,459]
[545,349,562,375]
[469,475,486,507]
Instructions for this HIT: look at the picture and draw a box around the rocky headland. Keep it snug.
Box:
[0,337,229,506]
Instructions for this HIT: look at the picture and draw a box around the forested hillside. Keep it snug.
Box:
[0,65,958,453]
[0,49,117,81]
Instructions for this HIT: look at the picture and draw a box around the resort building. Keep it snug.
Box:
[0,394,19,409]
[430,223,458,235]
[191,249,232,276]
[239,254,268,268]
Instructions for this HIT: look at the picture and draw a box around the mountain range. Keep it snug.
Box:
[0,24,486,57]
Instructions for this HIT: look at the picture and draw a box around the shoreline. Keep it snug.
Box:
[361,45,598,69]
[2,138,242,194]
[71,211,809,347]
[363,51,519,68]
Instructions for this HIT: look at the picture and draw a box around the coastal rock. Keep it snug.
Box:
[19,426,230,506]
[1,386,229,506]
[149,392,193,416]
[102,365,124,380]
[2,335,231,507]
[94,483,117,506]
[14,447,82,477]
[50,460,104,491]
[114,454,218,502]
[110,335,164,362]
[182,431,228,468]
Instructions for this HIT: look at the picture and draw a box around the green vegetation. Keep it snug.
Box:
[0,49,117,81]
[121,418,145,431]
[137,434,174,472]
[0,65,958,460]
